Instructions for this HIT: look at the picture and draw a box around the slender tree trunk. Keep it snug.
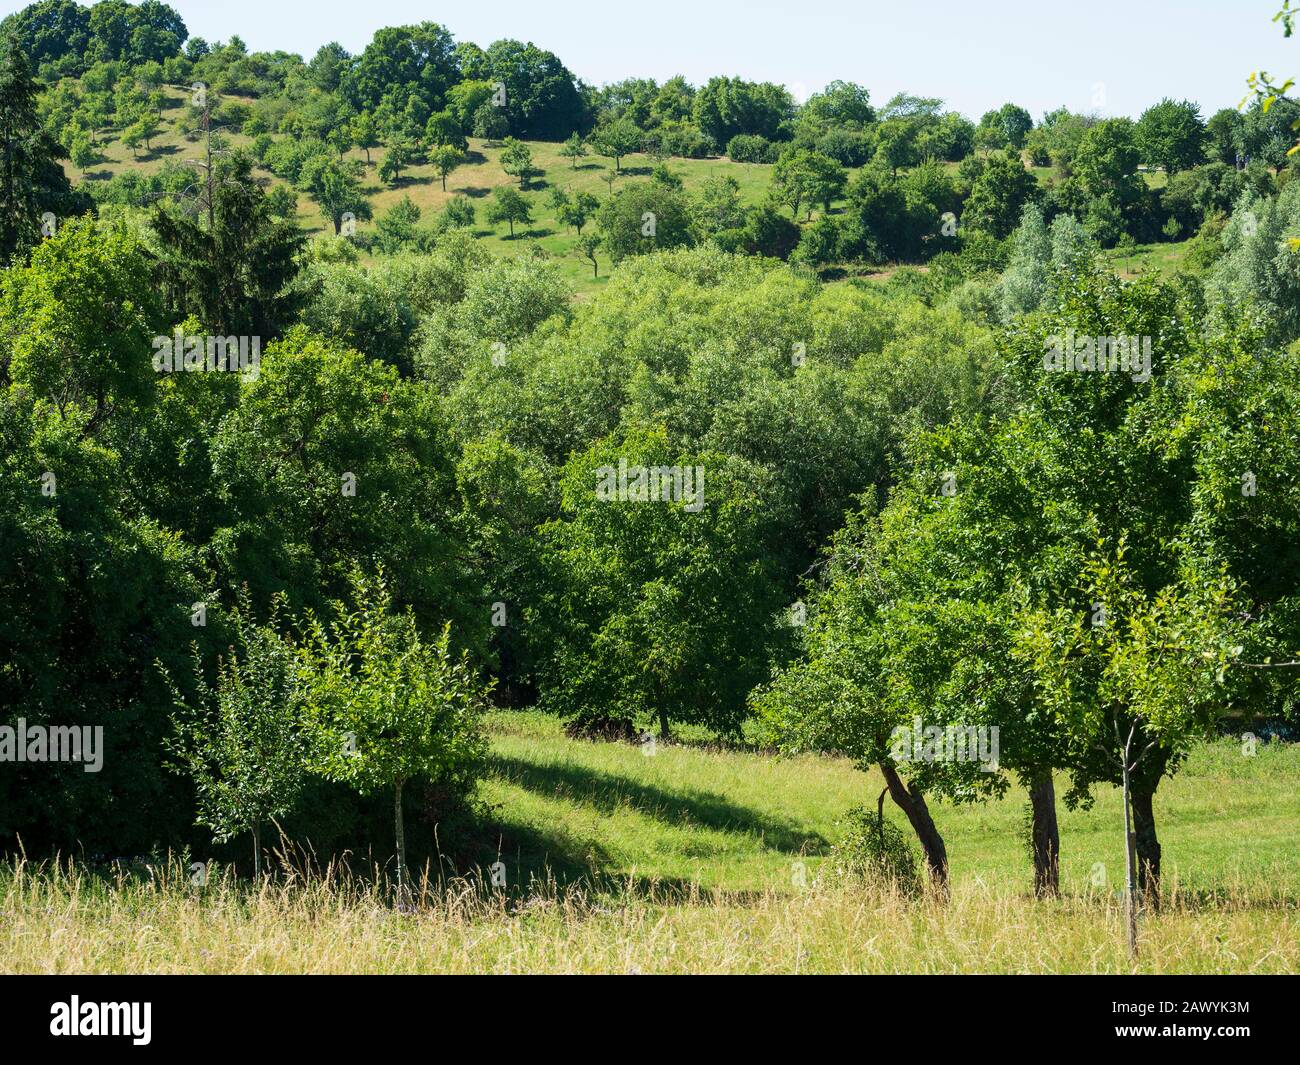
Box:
[879,763,948,893]
[252,822,261,879]
[658,705,671,741]
[1121,755,1138,959]
[394,779,408,908]
[1028,767,1060,898]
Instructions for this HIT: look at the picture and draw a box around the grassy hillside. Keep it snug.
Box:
[4,714,1296,973]
[64,91,779,295]
[66,89,1201,297]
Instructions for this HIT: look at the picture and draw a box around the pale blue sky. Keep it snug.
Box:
[7,0,1295,120]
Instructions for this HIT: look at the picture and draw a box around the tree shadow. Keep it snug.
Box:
[463,817,789,902]
[461,186,492,199]
[487,753,827,856]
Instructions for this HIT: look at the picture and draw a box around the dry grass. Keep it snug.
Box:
[2,855,1295,974]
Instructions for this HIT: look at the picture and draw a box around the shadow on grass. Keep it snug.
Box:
[465,818,783,903]
[487,753,827,857]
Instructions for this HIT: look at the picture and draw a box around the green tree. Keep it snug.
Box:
[537,426,785,739]
[377,142,408,187]
[591,117,642,174]
[299,569,490,907]
[150,153,304,337]
[350,111,380,165]
[1,215,159,427]
[963,150,1041,239]
[498,137,535,189]
[0,33,86,260]
[1136,98,1207,173]
[308,158,371,236]
[557,189,599,234]
[575,232,600,277]
[164,594,307,878]
[770,147,845,219]
[485,185,532,237]
[431,144,466,192]
[559,131,588,168]
[595,181,692,262]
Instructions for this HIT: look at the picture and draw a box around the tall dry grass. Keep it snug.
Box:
[2,855,1295,974]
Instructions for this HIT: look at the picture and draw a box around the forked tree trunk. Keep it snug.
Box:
[1028,768,1060,898]
[879,763,948,893]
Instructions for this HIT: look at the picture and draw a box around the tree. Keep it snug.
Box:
[439,195,476,230]
[575,232,600,277]
[299,569,490,907]
[1,215,159,427]
[770,147,845,219]
[0,33,86,259]
[431,144,466,192]
[164,594,306,878]
[339,22,459,119]
[692,75,793,147]
[485,185,532,237]
[69,132,95,175]
[472,99,509,143]
[873,119,921,176]
[482,38,589,140]
[424,109,467,151]
[559,131,588,168]
[591,118,643,174]
[963,150,1041,239]
[150,153,305,346]
[595,181,692,262]
[351,111,380,164]
[1136,98,1207,174]
[308,158,371,235]
[374,195,422,254]
[498,137,535,189]
[557,189,599,234]
[1072,118,1147,241]
[378,142,408,187]
[537,426,785,739]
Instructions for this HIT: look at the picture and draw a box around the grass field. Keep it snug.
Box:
[3,712,1296,974]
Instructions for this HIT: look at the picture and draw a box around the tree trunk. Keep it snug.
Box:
[252,822,261,879]
[879,763,948,893]
[1028,767,1060,898]
[1130,783,1161,906]
[1121,754,1138,959]
[394,779,408,909]
[658,705,671,741]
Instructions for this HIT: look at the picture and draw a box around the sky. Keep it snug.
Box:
[4,0,1295,120]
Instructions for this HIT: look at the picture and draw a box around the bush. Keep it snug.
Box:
[727,134,779,163]
[829,805,923,895]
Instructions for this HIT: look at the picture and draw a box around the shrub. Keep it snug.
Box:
[727,133,779,163]
[829,805,923,895]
